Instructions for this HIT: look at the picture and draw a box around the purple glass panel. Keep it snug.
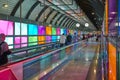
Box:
[108,0,117,36]
[38,26,45,35]
[46,36,51,43]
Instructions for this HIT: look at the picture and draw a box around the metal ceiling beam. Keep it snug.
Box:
[25,1,40,19]
[64,18,71,28]
[35,6,48,21]
[58,17,68,27]
[68,20,74,29]
[43,8,54,22]
[44,0,80,24]
[11,0,24,16]
[53,14,63,25]
[62,18,70,28]
[67,19,73,28]
[56,15,66,26]
[50,12,59,24]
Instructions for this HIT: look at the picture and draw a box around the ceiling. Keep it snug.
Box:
[0,0,105,31]
[75,0,105,30]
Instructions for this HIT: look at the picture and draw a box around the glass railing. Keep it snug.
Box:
[8,42,60,63]
[0,40,87,80]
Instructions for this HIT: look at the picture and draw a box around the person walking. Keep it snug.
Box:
[59,33,66,47]
[0,33,11,66]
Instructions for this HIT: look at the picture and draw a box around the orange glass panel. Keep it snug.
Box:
[38,36,45,44]
[108,42,116,80]
[46,26,52,35]
[105,0,108,35]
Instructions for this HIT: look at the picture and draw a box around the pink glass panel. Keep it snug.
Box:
[15,37,20,48]
[0,20,13,35]
[21,37,27,47]
[57,28,60,35]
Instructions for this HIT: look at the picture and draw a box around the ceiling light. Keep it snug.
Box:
[85,23,89,27]
[76,23,80,27]
[109,17,113,20]
[111,12,117,14]
[2,4,8,8]
[92,12,95,15]
[115,22,120,26]
[94,18,96,20]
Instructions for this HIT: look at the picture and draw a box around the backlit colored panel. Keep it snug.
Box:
[57,36,60,40]
[46,36,51,43]
[57,28,60,35]
[0,20,13,35]
[15,37,20,48]
[28,36,38,46]
[61,29,64,35]
[78,31,81,36]
[21,37,27,47]
[119,0,120,35]
[38,36,45,44]
[46,26,52,35]
[52,36,57,42]
[70,30,74,34]
[52,27,56,35]
[38,26,45,35]
[15,22,20,35]
[64,29,67,35]
[108,42,116,80]
[21,23,27,35]
[28,24,38,35]
[66,29,69,34]
[5,37,13,49]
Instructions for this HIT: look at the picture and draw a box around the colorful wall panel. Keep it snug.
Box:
[64,29,67,35]
[57,28,60,35]
[38,26,45,35]
[0,20,13,35]
[46,26,52,35]
[21,23,27,35]
[28,36,38,46]
[21,37,27,47]
[108,42,116,80]
[38,36,45,44]
[14,37,21,48]
[52,27,56,35]
[28,24,38,35]
[15,22,21,35]
[46,36,51,43]
[5,37,13,49]
[60,29,64,35]
[52,36,57,42]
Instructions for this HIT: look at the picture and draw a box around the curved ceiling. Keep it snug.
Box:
[75,0,105,30]
[0,0,101,31]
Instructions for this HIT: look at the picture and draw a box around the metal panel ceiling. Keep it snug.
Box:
[52,13,62,25]
[0,0,18,15]
[46,11,58,24]
[29,4,44,21]
[38,7,51,22]
[15,0,36,18]
[0,0,99,31]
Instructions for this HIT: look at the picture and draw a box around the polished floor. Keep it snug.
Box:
[48,42,100,80]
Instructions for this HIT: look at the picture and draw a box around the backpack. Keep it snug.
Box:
[0,42,11,56]
[0,42,5,55]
